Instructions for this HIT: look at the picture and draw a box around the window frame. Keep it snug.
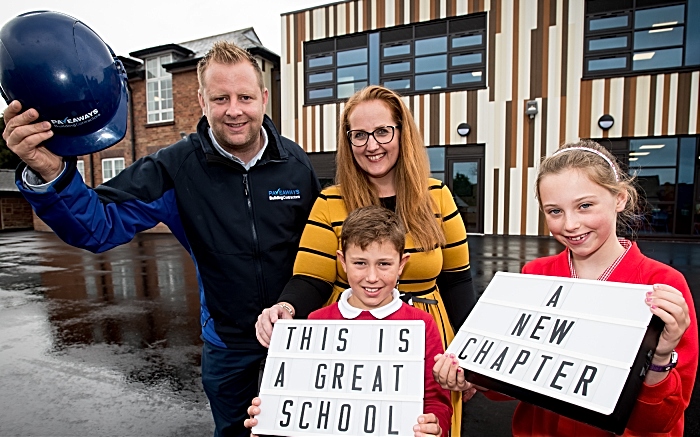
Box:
[583,0,697,79]
[303,13,487,105]
[145,53,174,123]
[76,160,85,181]
[102,157,125,182]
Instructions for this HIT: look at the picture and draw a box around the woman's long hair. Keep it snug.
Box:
[336,86,445,251]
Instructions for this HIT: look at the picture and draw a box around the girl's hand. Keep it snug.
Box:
[432,353,478,400]
[413,413,442,437]
[243,396,262,435]
[646,284,691,362]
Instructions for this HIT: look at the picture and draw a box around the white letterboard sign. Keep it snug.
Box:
[446,272,663,434]
[253,319,425,437]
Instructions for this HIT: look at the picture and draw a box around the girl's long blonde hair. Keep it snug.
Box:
[336,86,445,251]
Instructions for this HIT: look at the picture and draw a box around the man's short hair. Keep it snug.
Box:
[197,41,264,91]
[341,206,406,255]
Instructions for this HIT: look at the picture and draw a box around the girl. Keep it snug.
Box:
[256,85,476,436]
[433,140,697,436]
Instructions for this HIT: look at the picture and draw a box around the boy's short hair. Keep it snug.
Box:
[341,206,406,254]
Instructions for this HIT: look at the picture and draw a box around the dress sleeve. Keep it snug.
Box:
[625,270,698,434]
[436,183,476,328]
[422,315,454,433]
[277,192,339,314]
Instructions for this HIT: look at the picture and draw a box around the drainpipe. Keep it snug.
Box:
[127,82,136,164]
[89,153,95,186]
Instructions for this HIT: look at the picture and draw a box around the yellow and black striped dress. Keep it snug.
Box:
[291,178,471,436]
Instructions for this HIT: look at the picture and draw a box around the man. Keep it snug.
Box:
[3,41,320,436]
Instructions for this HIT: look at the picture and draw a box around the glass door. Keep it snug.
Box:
[447,158,483,233]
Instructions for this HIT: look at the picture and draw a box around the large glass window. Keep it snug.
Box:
[304,13,487,104]
[146,54,173,123]
[102,158,125,182]
[584,1,699,78]
[623,137,698,236]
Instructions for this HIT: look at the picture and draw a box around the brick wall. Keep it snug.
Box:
[80,68,202,187]
[0,196,33,230]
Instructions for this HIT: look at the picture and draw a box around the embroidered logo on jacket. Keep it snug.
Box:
[269,188,301,201]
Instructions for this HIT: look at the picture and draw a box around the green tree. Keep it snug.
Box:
[0,112,21,169]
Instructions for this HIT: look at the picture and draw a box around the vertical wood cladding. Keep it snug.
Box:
[622,77,636,137]
[492,168,500,234]
[676,73,691,134]
[488,0,497,102]
[430,94,440,145]
[282,0,699,237]
[649,75,657,137]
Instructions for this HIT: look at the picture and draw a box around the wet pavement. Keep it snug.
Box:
[0,230,698,436]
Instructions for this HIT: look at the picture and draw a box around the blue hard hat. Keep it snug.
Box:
[0,11,128,156]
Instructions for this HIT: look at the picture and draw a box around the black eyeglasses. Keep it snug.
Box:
[346,125,400,147]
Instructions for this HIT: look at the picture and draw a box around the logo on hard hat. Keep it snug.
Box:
[51,109,101,128]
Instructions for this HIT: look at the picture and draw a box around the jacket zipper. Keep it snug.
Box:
[242,173,268,309]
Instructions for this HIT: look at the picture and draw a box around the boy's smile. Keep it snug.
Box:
[337,241,409,311]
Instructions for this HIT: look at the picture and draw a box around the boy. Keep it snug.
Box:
[246,206,453,437]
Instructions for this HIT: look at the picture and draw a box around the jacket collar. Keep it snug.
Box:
[195,115,287,163]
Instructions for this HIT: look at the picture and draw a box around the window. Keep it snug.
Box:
[146,54,174,122]
[76,160,85,181]
[304,14,487,104]
[599,136,699,236]
[102,158,125,182]
[627,137,698,235]
[584,0,700,77]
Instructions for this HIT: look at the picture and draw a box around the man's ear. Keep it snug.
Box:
[337,250,347,273]
[197,90,206,114]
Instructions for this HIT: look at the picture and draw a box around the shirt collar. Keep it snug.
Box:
[338,288,403,319]
[208,126,268,171]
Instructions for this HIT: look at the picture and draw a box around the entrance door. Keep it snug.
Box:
[447,158,483,233]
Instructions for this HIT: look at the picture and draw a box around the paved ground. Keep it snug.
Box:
[0,230,698,436]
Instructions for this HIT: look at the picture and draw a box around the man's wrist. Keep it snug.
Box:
[40,166,64,183]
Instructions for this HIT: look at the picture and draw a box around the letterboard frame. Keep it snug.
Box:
[253,319,426,437]
[446,272,663,434]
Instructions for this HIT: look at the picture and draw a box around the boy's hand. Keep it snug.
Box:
[255,303,294,348]
[432,353,477,400]
[413,413,441,437]
[244,396,262,435]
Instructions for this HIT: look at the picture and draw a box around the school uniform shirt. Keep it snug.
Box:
[508,242,698,436]
[308,288,453,433]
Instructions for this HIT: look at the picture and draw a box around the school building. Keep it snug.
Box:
[279,0,700,239]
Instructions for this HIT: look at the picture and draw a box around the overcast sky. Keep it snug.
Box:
[0,0,331,112]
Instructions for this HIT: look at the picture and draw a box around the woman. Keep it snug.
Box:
[257,85,476,435]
